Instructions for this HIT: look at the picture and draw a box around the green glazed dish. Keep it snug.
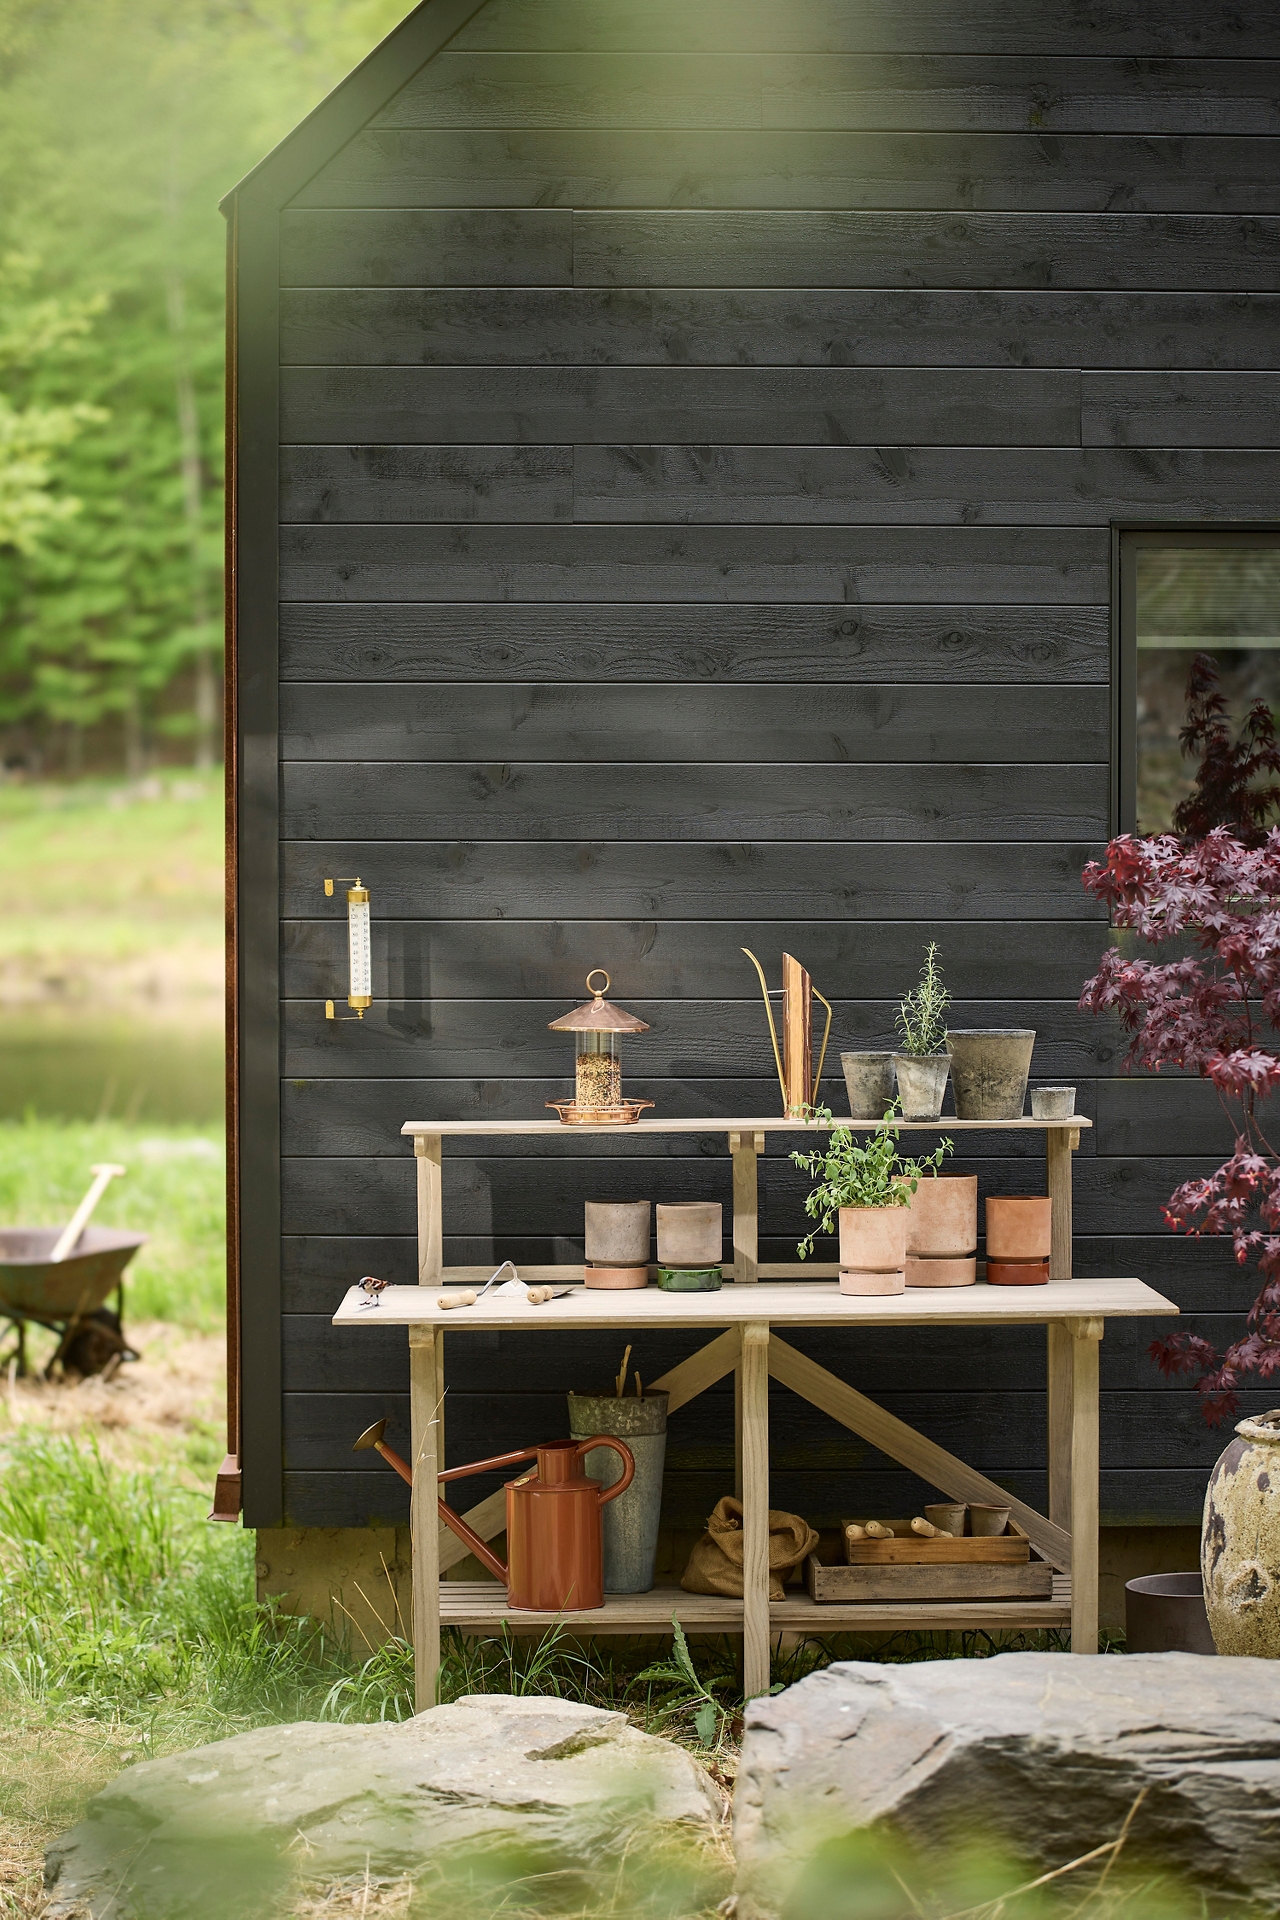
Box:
[656,1265,723,1292]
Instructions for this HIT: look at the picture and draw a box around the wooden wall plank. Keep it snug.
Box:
[1094,1076,1236,1156]
[280,684,1108,764]
[1082,372,1280,446]
[280,445,572,523]
[571,212,1280,289]
[279,366,1083,448]
[290,130,1280,214]
[571,445,1280,525]
[281,288,1280,373]
[278,604,1109,684]
[277,840,1107,920]
[278,917,1114,1000]
[375,53,1280,136]
[280,209,572,286]
[281,760,1107,842]
[279,524,1109,604]
[451,0,1280,59]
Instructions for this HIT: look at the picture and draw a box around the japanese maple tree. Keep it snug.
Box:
[1079,653,1280,1422]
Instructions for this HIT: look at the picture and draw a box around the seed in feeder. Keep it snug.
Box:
[576,1050,621,1109]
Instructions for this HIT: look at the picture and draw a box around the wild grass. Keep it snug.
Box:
[0,1115,224,1328]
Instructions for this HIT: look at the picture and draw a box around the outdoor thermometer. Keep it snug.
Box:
[324,877,372,1020]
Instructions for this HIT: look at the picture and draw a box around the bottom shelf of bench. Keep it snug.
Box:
[437,1578,1071,1635]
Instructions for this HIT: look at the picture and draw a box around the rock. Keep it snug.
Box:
[46,1694,725,1919]
[735,1652,1280,1918]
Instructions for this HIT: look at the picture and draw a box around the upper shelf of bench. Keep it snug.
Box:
[400,1117,1093,1138]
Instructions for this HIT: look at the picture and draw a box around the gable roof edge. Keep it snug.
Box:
[220,0,488,216]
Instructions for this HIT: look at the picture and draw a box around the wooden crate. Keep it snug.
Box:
[842,1517,1031,1566]
[808,1551,1054,1605]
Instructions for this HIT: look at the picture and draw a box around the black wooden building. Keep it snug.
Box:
[222,0,1279,1627]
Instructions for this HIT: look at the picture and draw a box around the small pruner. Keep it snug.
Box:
[357,1274,388,1309]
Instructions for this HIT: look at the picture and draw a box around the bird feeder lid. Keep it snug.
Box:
[547,970,650,1034]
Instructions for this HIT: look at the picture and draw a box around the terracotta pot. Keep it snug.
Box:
[893,1052,950,1120]
[840,1267,906,1295]
[584,1200,651,1266]
[901,1173,978,1256]
[947,1029,1035,1121]
[1202,1407,1280,1656]
[985,1196,1052,1260]
[841,1051,896,1120]
[656,1201,721,1266]
[584,1265,649,1289]
[839,1205,909,1274]
[969,1504,1011,1537]
[986,1257,1049,1286]
[906,1254,976,1288]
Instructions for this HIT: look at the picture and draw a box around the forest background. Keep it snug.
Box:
[0,0,408,777]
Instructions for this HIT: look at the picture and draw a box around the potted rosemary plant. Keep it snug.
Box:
[892,942,951,1119]
[792,1105,952,1294]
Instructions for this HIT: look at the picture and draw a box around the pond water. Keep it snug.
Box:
[0,1009,224,1123]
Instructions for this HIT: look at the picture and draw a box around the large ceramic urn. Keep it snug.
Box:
[1202,1408,1280,1656]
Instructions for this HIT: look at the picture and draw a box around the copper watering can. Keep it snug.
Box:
[354,1420,635,1611]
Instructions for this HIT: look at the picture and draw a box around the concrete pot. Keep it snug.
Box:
[584,1200,651,1266]
[969,1504,1011,1537]
[926,1502,967,1535]
[892,1053,950,1120]
[569,1391,669,1593]
[1126,1572,1216,1655]
[985,1196,1052,1260]
[906,1254,977,1288]
[1202,1408,1280,1656]
[656,1201,722,1267]
[902,1173,978,1257]
[838,1206,909,1291]
[1031,1085,1076,1120]
[947,1029,1036,1121]
[841,1051,897,1121]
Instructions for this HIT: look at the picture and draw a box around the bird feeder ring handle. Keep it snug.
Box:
[585,968,611,998]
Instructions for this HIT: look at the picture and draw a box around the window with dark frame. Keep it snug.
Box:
[1118,530,1280,837]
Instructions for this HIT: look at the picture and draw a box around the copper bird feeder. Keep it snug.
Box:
[546,970,654,1125]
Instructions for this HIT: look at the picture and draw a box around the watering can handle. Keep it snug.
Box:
[576,1435,635,1505]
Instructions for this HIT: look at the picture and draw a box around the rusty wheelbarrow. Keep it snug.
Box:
[0,1225,147,1379]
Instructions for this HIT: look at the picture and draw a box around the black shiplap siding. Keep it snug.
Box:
[269,0,1280,1531]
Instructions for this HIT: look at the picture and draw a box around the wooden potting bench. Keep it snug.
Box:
[332,1116,1178,1709]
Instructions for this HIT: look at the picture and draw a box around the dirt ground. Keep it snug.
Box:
[2,1321,226,1470]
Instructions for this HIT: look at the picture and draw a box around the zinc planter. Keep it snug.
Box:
[947,1030,1036,1121]
[838,1206,908,1295]
[841,1051,897,1120]
[1202,1408,1280,1657]
[892,1053,950,1121]
[568,1391,669,1594]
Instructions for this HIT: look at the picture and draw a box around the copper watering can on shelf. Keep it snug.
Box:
[354,1420,635,1611]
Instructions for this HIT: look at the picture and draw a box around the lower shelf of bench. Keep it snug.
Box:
[438,1578,1071,1635]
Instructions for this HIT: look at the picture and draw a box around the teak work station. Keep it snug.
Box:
[332,1116,1177,1708]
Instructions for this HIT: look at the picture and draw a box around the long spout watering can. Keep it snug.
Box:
[354,1419,635,1611]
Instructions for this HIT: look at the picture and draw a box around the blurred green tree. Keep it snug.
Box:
[0,0,409,773]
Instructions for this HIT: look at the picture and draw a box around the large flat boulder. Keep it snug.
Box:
[46,1694,725,1919]
[735,1652,1280,1918]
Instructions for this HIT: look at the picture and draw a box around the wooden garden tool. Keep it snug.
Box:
[51,1164,126,1263]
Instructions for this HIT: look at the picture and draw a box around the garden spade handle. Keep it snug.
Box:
[51,1163,127,1263]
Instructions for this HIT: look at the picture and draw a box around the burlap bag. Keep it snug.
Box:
[680,1495,819,1600]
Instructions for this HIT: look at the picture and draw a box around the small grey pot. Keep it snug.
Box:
[584,1199,651,1266]
[841,1051,897,1120]
[892,1053,950,1121]
[1030,1086,1076,1120]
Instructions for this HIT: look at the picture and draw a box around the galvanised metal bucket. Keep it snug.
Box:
[569,1391,669,1593]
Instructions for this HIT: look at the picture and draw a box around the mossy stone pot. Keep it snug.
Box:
[1202,1408,1280,1656]
[947,1029,1036,1121]
[568,1391,669,1593]
[840,1051,897,1121]
[892,1053,950,1120]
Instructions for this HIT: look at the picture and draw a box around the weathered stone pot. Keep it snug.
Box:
[947,1029,1035,1121]
[892,1052,949,1120]
[1031,1085,1076,1119]
[569,1391,669,1593]
[838,1205,907,1294]
[656,1201,722,1267]
[1203,1408,1280,1657]
[584,1200,651,1266]
[840,1051,896,1120]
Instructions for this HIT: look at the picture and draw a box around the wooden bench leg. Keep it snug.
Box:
[410,1324,441,1708]
[741,1322,771,1698]
[1068,1316,1102,1654]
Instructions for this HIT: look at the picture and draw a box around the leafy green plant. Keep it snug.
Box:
[896,940,950,1055]
[791,1104,953,1259]
[634,1618,741,1748]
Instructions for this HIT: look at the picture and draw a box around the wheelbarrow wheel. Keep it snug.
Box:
[62,1309,140,1379]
